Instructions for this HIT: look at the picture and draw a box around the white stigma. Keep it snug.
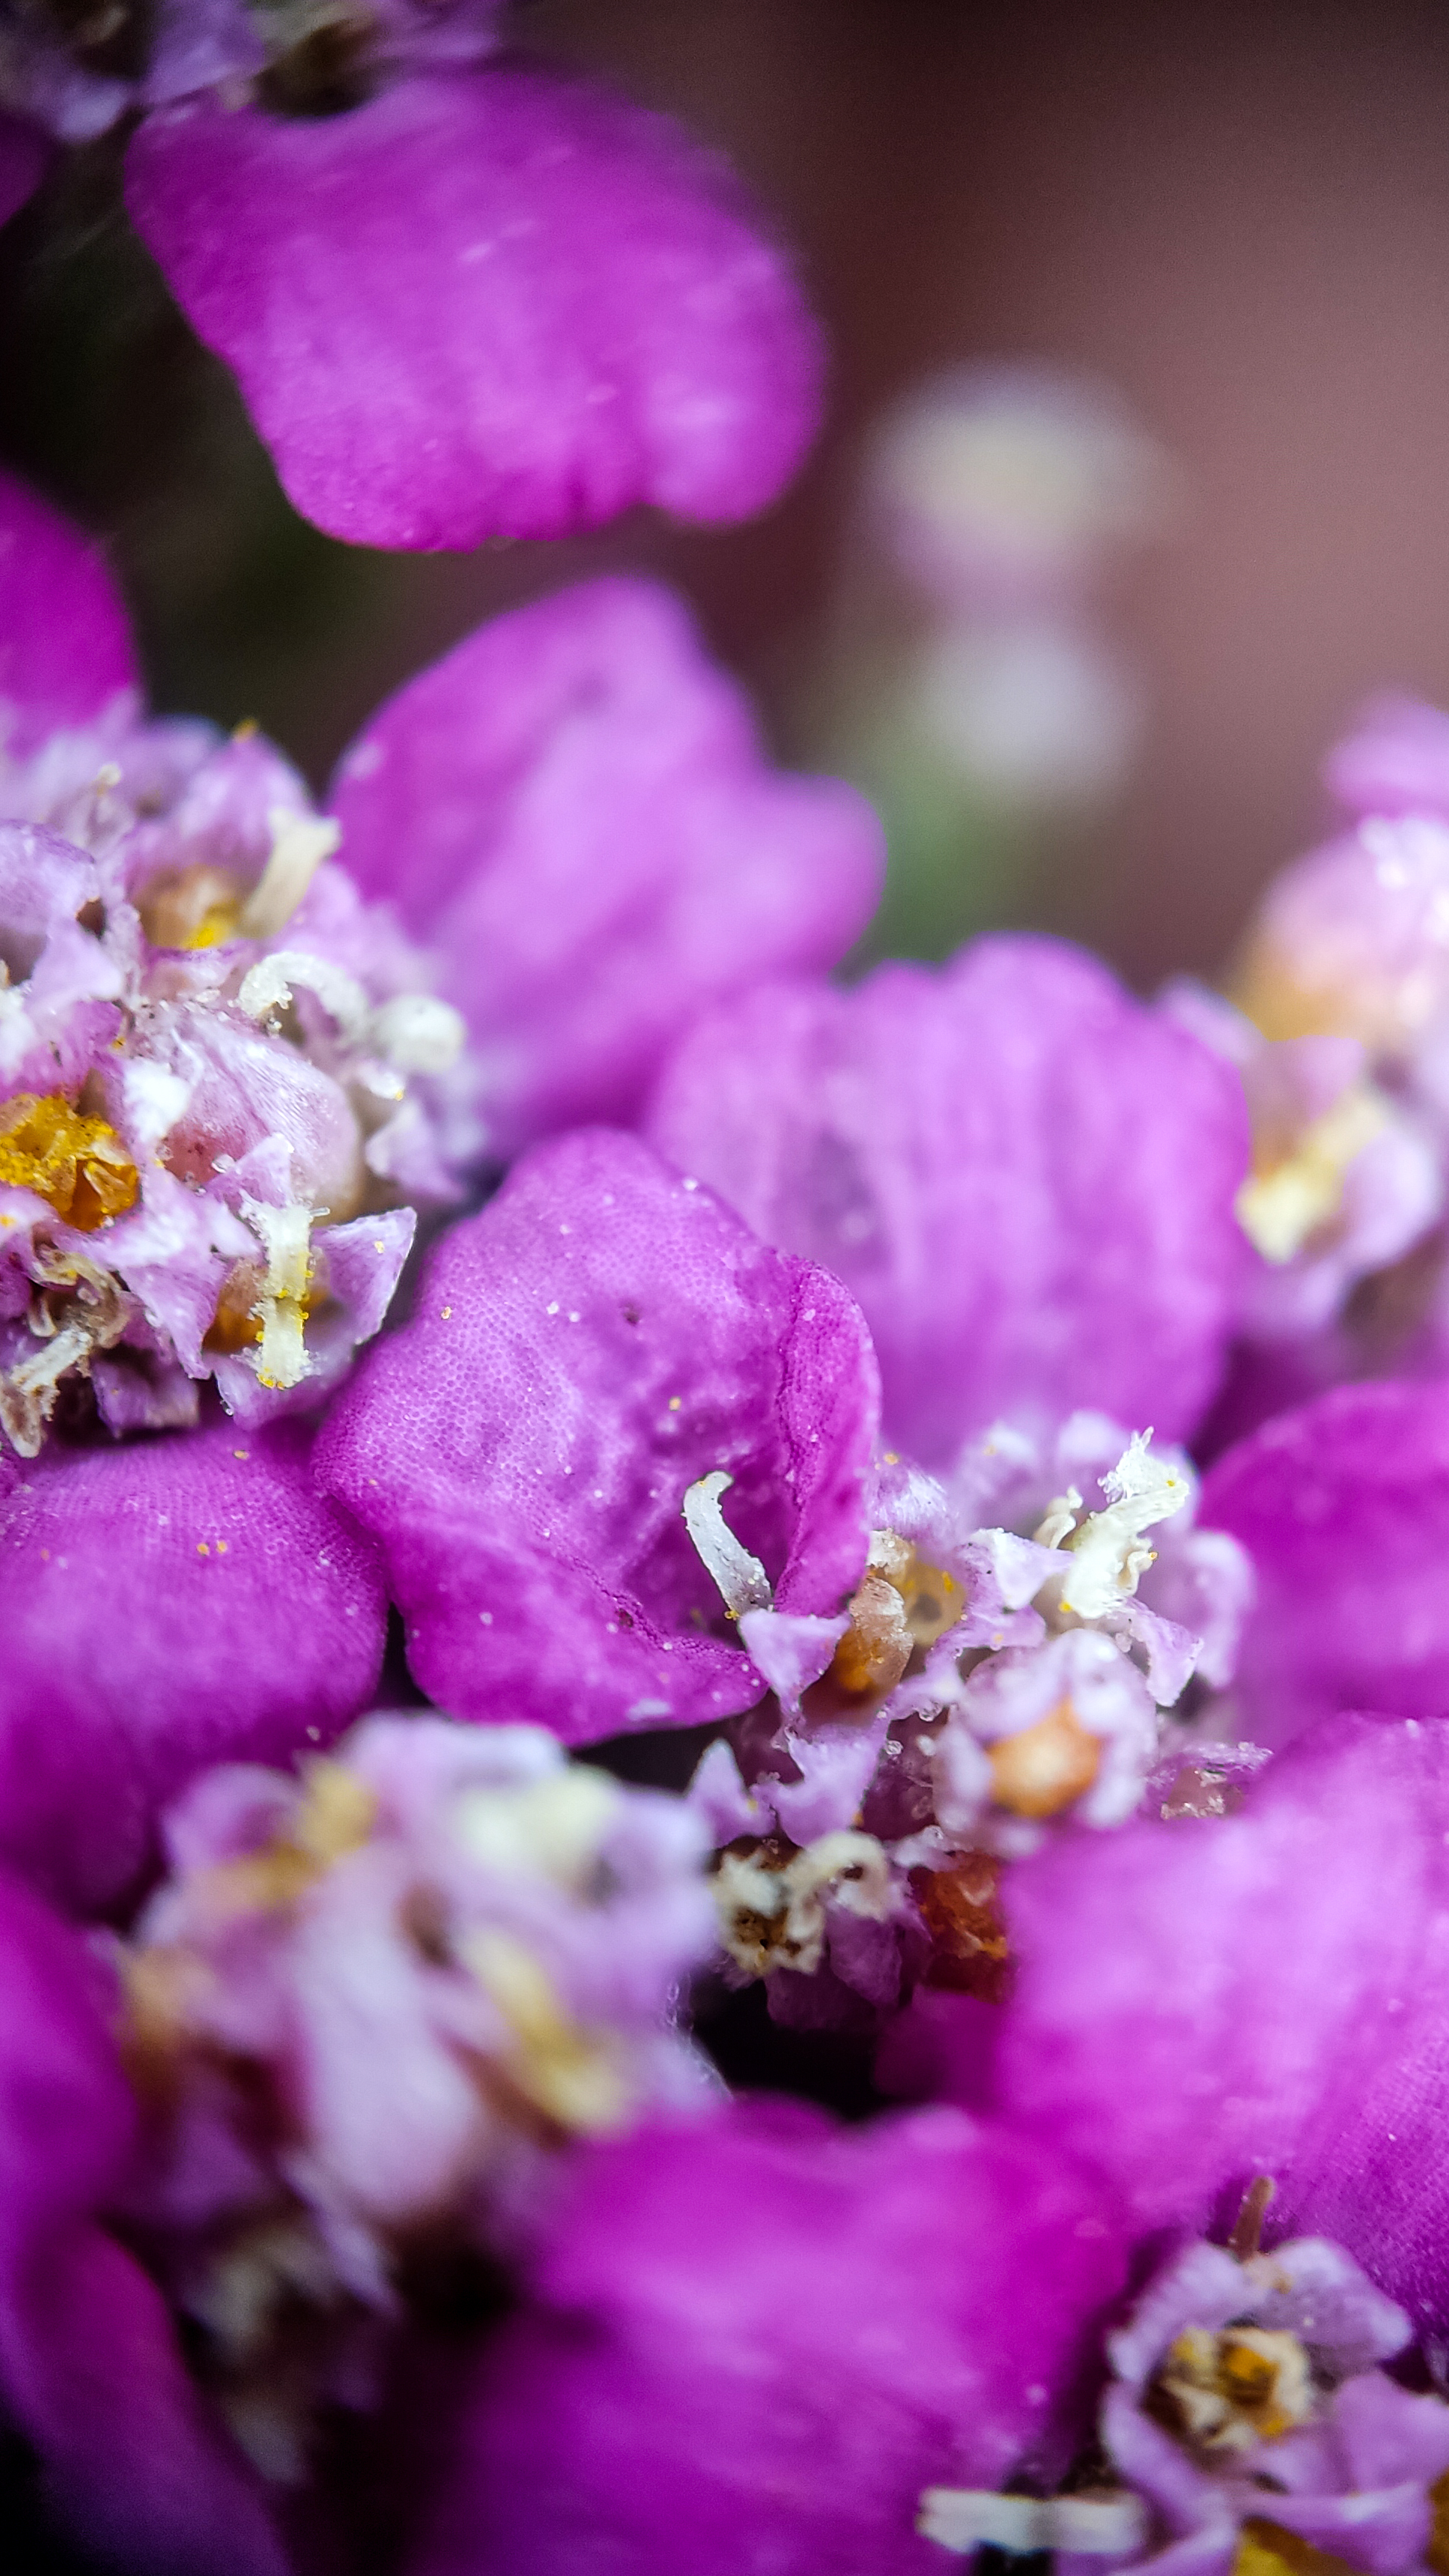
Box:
[682,1469,773,1617]
[236,809,341,940]
[241,1195,315,1391]
[1040,1429,1190,1622]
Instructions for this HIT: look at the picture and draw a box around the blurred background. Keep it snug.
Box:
[7,0,1449,987]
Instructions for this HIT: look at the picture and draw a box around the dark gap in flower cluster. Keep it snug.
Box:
[692,1980,886,2122]
[29,0,153,82]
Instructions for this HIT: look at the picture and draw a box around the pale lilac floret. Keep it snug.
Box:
[0,1420,387,1913]
[120,1713,717,2477]
[927,2227,1449,2576]
[697,1422,1241,2032]
[1165,979,1442,1344]
[2,5,823,548]
[647,936,1250,1462]
[0,1860,284,2574]
[317,1127,881,1740]
[1090,2232,1449,2576]
[410,2099,1126,2576]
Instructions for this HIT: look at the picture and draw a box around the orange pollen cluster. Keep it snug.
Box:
[829,1542,965,1699]
[0,1093,139,1230]
[988,1698,1102,1819]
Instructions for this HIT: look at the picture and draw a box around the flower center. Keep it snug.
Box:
[712,1828,893,1979]
[1153,2324,1316,2456]
[1235,1082,1388,1264]
[829,1531,965,1698]
[0,1091,138,1230]
[987,1698,1102,1818]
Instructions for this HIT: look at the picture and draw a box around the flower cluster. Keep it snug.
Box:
[10,15,1449,2576]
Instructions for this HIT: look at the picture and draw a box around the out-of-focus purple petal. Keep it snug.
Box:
[976,1710,1449,2334]
[317,1129,879,1740]
[0,469,138,754]
[125,68,822,550]
[328,578,881,1154]
[647,937,1249,1462]
[411,2099,1126,2576]
[0,112,49,229]
[1324,693,1449,821]
[1202,1379,1449,1748]
[0,1422,387,1913]
[0,1866,283,2574]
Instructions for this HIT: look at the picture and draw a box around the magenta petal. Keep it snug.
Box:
[648,936,1250,1461]
[0,1867,283,2574]
[125,68,822,550]
[329,578,882,1154]
[984,1710,1449,2332]
[1201,1379,1449,1749]
[0,469,138,752]
[0,113,49,230]
[1323,693,1449,821]
[412,2101,1125,2576]
[316,1129,879,1741]
[0,1422,387,1913]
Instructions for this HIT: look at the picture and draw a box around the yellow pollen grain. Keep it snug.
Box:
[668,1397,681,1411]
[1232,2522,1360,2576]
[441,1306,453,1318]
[197,1542,210,1557]
[0,1094,139,1231]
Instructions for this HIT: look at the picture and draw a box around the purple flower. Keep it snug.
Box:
[699,1419,1248,2033]
[918,1707,1449,2341]
[117,1712,716,2480]
[645,935,1250,1464]
[0,1419,387,1913]
[0,1858,283,2573]
[2,5,821,548]
[316,1126,881,1740]
[0,475,878,1446]
[408,2098,1126,2576]
[926,2223,1449,2576]
[1202,693,1449,1421]
[317,1113,1243,2031]
[1165,978,1441,1349]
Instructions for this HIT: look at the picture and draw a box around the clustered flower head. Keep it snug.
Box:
[9,14,1449,2575]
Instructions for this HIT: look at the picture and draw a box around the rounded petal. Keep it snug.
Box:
[1201,1378,1449,1749]
[0,1866,283,2574]
[1323,693,1449,821]
[125,68,823,549]
[0,112,50,230]
[315,1129,880,1741]
[0,1422,387,1913]
[0,469,138,753]
[979,1710,1449,2333]
[328,578,883,1153]
[647,937,1250,1462]
[413,2101,1125,2576]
